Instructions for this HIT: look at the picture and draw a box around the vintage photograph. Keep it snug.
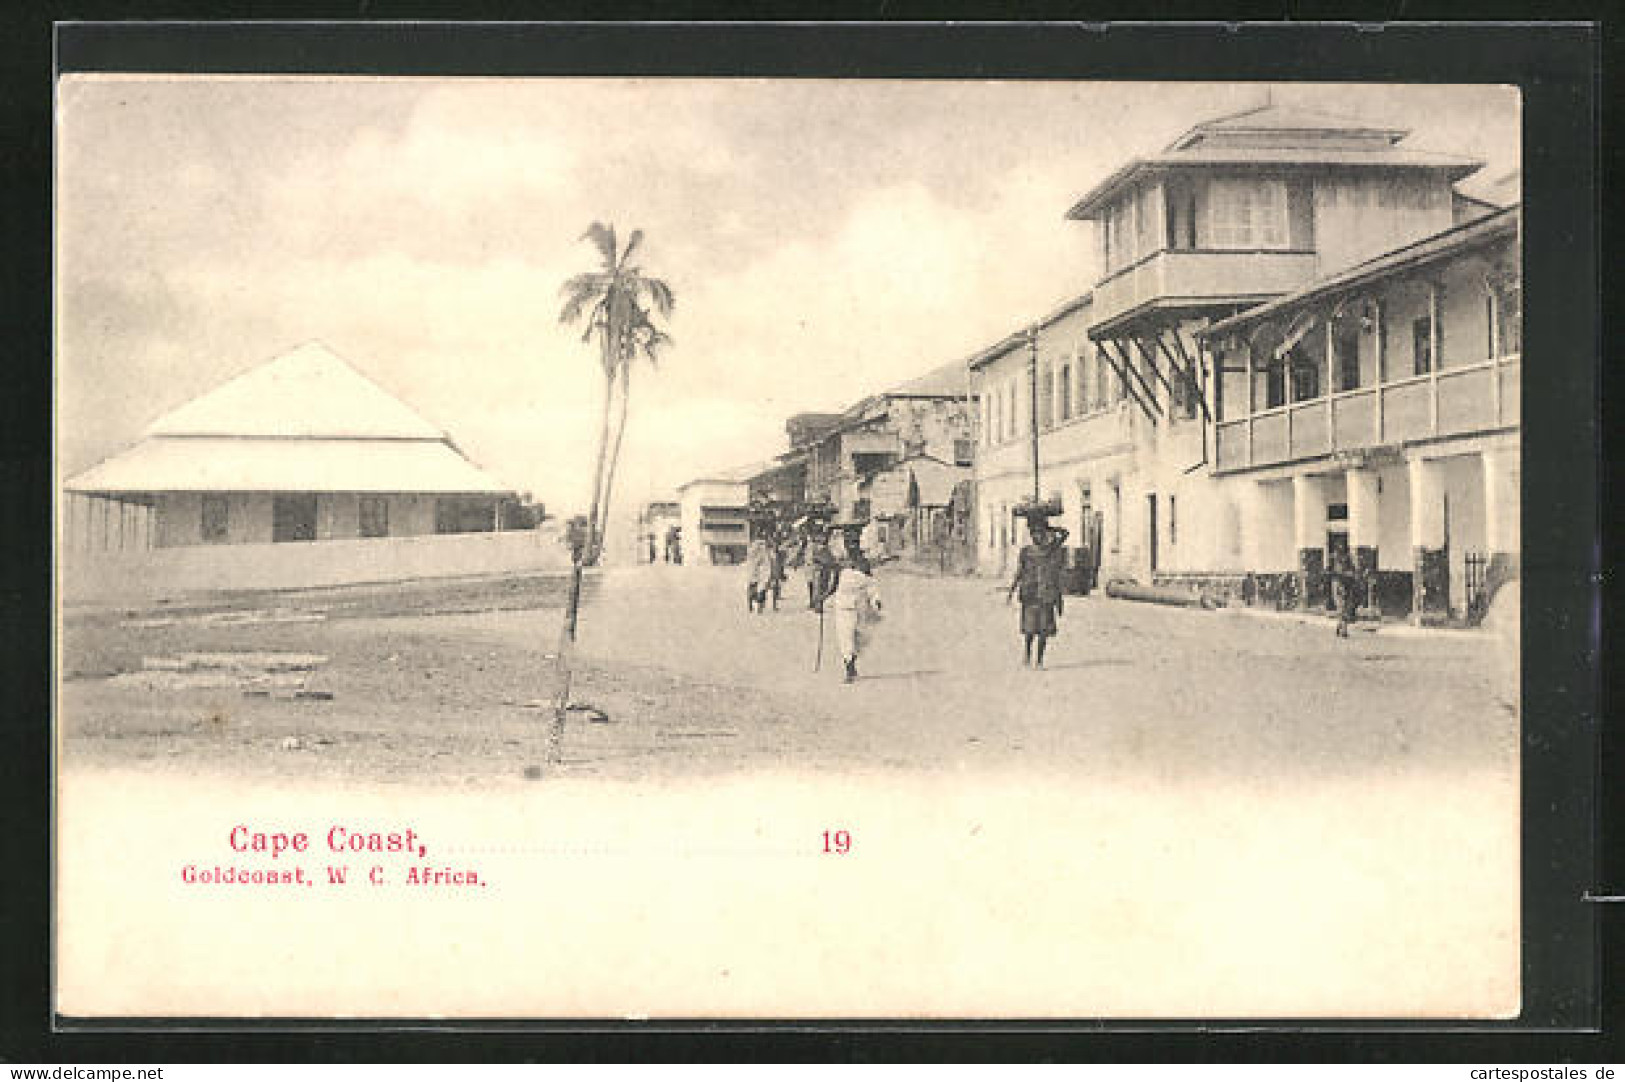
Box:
[55,75,1523,1018]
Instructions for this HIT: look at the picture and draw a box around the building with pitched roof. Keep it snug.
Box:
[65,342,514,549]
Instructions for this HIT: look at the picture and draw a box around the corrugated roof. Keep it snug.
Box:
[145,341,448,440]
[65,437,512,496]
[1200,205,1520,338]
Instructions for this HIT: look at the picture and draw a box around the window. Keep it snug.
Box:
[953,439,975,467]
[360,495,389,538]
[1059,363,1073,420]
[1265,356,1287,409]
[1095,350,1111,408]
[1168,495,1177,546]
[201,495,229,543]
[273,495,318,542]
[1167,181,1198,250]
[1289,346,1321,402]
[1334,320,1362,392]
[1206,179,1288,250]
[1412,314,1434,375]
[1136,185,1158,255]
[1488,271,1521,355]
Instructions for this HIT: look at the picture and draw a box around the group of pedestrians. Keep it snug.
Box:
[742,516,882,684]
[737,505,1073,684]
[737,499,1366,685]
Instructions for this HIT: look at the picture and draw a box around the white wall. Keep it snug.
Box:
[1313,172,1455,277]
[61,528,571,604]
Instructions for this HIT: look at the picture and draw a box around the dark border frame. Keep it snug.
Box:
[5,16,1609,1063]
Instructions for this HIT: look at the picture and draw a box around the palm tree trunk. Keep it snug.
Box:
[597,363,633,557]
[551,335,616,762]
[582,334,616,566]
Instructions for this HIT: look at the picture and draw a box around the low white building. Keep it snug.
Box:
[65,342,514,547]
[675,470,753,565]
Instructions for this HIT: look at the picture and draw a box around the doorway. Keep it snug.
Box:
[1146,493,1159,574]
[1325,529,1351,611]
[272,495,318,542]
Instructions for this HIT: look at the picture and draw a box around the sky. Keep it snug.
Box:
[56,77,1519,535]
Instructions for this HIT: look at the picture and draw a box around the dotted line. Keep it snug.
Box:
[443,845,818,858]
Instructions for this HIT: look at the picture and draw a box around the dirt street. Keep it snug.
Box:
[58,563,1517,786]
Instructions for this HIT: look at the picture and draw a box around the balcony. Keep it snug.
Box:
[1214,353,1520,473]
[1091,249,1320,332]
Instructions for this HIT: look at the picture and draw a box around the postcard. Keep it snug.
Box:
[56,70,1525,1020]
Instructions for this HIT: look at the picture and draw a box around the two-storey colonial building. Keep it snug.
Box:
[968,101,1517,624]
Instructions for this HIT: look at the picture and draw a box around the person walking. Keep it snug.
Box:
[1007,507,1070,669]
[804,520,838,612]
[816,521,883,683]
[744,530,775,614]
[767,531,789,611]
[1328,544,1359,638]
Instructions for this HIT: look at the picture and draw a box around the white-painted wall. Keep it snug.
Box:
[60,527,570,604]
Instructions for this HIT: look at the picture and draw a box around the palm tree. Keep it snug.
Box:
[558,222,675,564]
[598,306,674,553]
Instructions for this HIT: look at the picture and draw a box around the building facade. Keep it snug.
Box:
[675,476,751,565]
[1201,207,1520,621]
[973,293,1148,582]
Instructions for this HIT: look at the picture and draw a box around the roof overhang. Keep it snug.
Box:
[1067,154,1484,222]
[65,437,513,497]
[1087,295,1284,341]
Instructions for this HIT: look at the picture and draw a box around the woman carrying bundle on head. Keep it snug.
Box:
[1007,505,1070,669]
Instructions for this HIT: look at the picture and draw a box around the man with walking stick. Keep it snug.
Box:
[814,518,883,684]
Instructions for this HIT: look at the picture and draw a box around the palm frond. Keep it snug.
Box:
[581,222,617,269]
[558,273,611,326]
[642,277,676,317]
[559,272,608,297]
[620,229,645,266]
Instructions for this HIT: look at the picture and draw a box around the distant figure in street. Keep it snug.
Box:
[1007,510,1070,669]
[1328,545,1359,638]
[744,533,775,613]
[818,523,882,683]
[804,522,838,612]
[767,533,789,611]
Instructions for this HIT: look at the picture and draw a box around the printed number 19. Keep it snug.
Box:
[822,830,851,854]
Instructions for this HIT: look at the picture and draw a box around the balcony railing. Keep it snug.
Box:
[1214,353,1520,473]
[1092,248,1320,330]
